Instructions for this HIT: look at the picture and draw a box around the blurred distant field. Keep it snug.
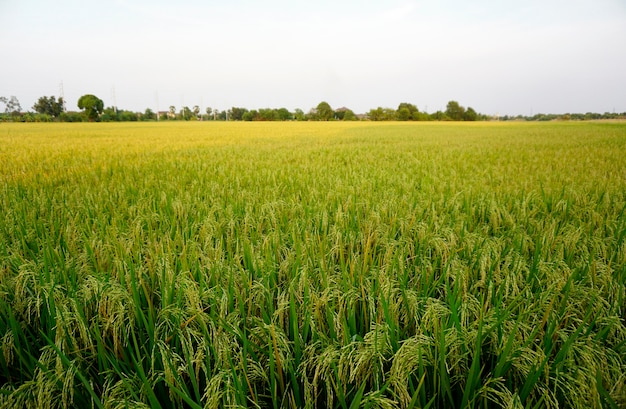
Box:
[1,121,625,408]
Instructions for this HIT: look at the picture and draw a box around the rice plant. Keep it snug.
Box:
[0,121,625,408]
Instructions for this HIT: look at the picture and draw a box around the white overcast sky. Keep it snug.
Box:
[1,0,625,115]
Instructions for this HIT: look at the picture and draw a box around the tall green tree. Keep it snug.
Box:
[143,108,156,121]
[368,107,397,121]
[445,100,465,121]
[242,110,258,121]
[463,107,478,121]
[294,108,305,121]
[276,107,292,121]
[1,96,22,116]
[77,94,104,121]
[334,107,356,121]
[368,107,385,121]
[344,110,357,121]
[397,102,419,121]
[341,109,357,121]
[258,108,278,121]
[180,106,193,120]
[32,96,64,118]
[316,101,333,121]
[397,107,411,121]
[430,110,447,121]
[230,107,248,121]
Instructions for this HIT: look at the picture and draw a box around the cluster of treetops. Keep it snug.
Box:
[1,94,624,123]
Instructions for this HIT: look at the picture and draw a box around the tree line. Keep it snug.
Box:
[1,94,624,122]
[499,112,626,121]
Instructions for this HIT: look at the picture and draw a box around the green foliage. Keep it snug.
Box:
[414,111,431,121]
[3,92,625,124]
[463,106,478,121]
[100,107,118,122]
[431,110,449,121]
[445,100,465,121]
[316,101,334,121]
[368,107,397,121]
[59,111,85,122]
[238,107,293,121]
[294,108,306,121]
[143,108,156,121]
[100,108,139,122]
[0,96,22,119]
[258,108,278,121]
[32,96,64,118]
[397,102,419,121]
[397,107,411,121]
[119,110,138,121]
[242,109,257,121]
[230,106,248,121]
[180,106,194,120]
[77,94,104,121]
[334,107,355,121]
[0,122,625,408]
[276,107,293,121]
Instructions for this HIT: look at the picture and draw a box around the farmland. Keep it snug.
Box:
[0,121,625,408]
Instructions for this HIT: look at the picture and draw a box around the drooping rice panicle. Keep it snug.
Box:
[0,121,625,408]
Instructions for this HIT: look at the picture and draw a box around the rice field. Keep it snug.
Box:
[0,121,625,408]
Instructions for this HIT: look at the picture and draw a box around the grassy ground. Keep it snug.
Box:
[0,121,625,408]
